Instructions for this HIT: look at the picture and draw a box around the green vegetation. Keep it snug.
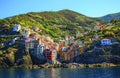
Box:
[0,10,120,67]
[0,10,100,41]
[99,12,120,21]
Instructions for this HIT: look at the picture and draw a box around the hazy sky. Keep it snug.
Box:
[0,0,120,18]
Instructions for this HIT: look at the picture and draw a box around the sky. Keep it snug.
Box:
[0,0,120,19]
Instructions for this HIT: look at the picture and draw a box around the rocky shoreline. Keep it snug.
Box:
[1,63,119,69]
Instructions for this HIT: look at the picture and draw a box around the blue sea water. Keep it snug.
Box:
[0,67,120,78]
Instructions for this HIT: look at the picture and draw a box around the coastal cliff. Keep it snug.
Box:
[0,10,120,68]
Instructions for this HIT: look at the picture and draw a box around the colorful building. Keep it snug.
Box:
[45,49,57,64]
[65,36,75,46]
[25,38,37,50]
[60,43,81,62]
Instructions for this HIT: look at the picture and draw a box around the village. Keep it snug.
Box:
[12,24,85,64]
[0,24,120,67]
[1,1,120,78]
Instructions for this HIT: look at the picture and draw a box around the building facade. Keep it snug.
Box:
[45,49,57,64]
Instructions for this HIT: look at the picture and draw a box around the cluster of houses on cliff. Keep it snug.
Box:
[1,24,120,64]
[23,28,85,64]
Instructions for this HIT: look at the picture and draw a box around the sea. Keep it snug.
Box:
[0,67,120,78]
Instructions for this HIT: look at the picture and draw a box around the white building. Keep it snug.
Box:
[101,38,112,45]
[13,24,21,32]
[36,44,44,55]
[23,30,30,38]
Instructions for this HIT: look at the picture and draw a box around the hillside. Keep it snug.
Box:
[0,10,120,68]
[0,9,100,41]
[99,12,120,21]
[58,10,100,26]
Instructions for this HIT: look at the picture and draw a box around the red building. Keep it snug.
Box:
[45,49,57,64]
